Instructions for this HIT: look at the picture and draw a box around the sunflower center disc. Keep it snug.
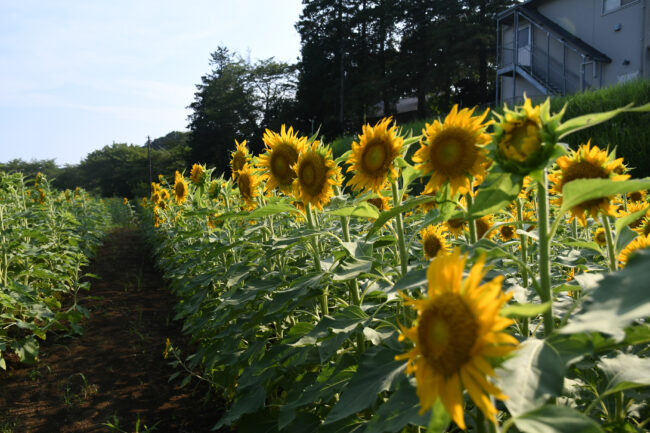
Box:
[363,141,388,173]
[418,293,478,376]
[175,183,185,198]
[424,235,442,258]
[301,163,315,186]
[238,175,251,198]
[233,153,245,172]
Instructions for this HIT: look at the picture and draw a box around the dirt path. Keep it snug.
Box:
[0,228,226,433]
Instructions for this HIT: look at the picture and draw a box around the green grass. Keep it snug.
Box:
[330,79,650,178]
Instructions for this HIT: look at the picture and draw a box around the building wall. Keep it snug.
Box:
[536,0,647,83]
[500,75,546,104]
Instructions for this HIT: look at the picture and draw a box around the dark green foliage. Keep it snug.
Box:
[548,80,650,178]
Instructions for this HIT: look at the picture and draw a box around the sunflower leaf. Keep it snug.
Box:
[511,405,605,433]
[366,196,436,239]
[329,202,380,219]
[559,178,650,216]
[560,248,650,340]
[467,172,523,219]
[597,352,650,397]
[502,301,551,318]
[556,104,632,139]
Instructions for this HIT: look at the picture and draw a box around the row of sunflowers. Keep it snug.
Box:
[0,172,111,369]
[140,97,650,432]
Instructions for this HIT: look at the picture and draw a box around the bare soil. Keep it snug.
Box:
[0,227,227,433]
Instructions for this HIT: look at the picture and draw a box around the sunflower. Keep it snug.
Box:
[190,163,206,185]
[396,249,518,429]
[258,125,307,193]
[236,163,261,210]
[207,213,223,229]
[627,189,647,203]
[618,201,650,232]
[498,221,518,242]
[476,215,495,240]
[496,98,542,164]
[593,227,607,247]
[549,140,629,226]
[291,141,341,210]
[173,171,189,204]
[419,224,450,260]
[160,188,171,202]
[123,197,129,205]
[635,217,650,237]
[619,234,650,267]
[346,117,403,194]
[446,218,467,238]
[230,139,251,179]
[413,105,491,197]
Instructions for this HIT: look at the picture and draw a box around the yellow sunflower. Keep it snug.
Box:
[498,221,518,242]
[476,215,495,240]
[446,218,467,238]
[367,194,391,211]
[173,171,189,204]
[258,125,307,193]
[593,227,607,247]
[396,249,518,429]
[236,163,261,210]
[635,217,650,237]
[412,105,491,197]
[627,189,647,203]
[618,201,650,232]
[230,139,251,179]
[619,234,650,267]
[190,163,206,185]
[123,197,129,205]
[419,224,450,260]
[346,117,403,194]
[549,140,629,226]
[160,188,170,202]
[291,141,341,210]
[496,98,542,164]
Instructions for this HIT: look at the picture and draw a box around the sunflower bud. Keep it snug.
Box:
[491,96,563,175]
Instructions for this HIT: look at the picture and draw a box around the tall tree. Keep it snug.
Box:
[187,47,258,173]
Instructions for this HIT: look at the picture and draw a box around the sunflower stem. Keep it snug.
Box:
[571,217,578,239]
[391,178,409,276]
[306,203,328,316]
[601,214,618,271]
[516,199,529,337]
[536,172,554,336]
[466,193,478,245]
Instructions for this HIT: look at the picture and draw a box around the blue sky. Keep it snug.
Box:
[0,1,303,165]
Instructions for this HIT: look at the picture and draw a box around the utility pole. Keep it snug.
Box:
[338,0,345,134]
[147,136,152,197]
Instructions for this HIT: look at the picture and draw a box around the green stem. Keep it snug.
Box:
[516,199,529,338]
[466,193,478,244]
[536,172,554,336]
[334,187,363,308]
[571,217,578,239]
[601,214,618,272]
[390,178,408,276]
[306,203,328,315]
[615,391,625,422]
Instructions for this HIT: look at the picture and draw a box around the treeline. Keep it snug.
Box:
[2,132,189,198]
[188,0,515,174]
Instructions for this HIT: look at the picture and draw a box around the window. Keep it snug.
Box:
[603,0,639,13]
[517,26,530,49]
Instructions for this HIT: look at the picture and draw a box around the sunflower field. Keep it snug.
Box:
[142,98,650,433]
[0,172,110,369]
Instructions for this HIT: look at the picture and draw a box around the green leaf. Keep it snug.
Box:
[467,173,523,219]
[389,268,427,294]
[501,302,551,318]
[324,344,405,424]
[615,226,638,254]
[246,202,296,218]
[559,178,650,216]
[364,376,430,433]
[496,339,565,416]
[10,337,39,364]
[426,399,451,433]
[511,405,604,433]
[366,196,436,239]
[560,249,650,340]
[597,352,650,397]
[556,104,632,139]
[333,259,373,282]
[329,202,380,219]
